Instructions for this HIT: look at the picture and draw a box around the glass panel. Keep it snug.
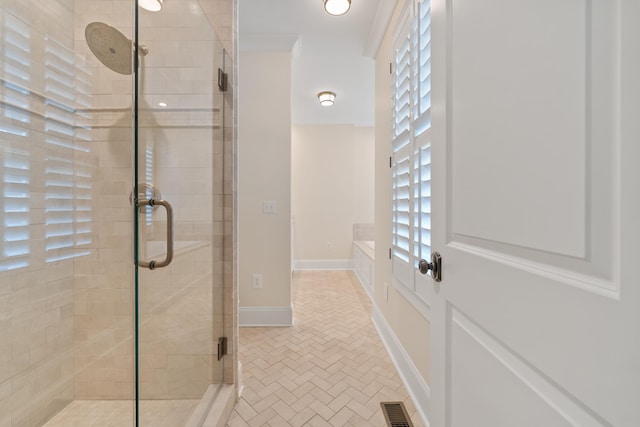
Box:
[135,2,226,425]
[1,1,136,426]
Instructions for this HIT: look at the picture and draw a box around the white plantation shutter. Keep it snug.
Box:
[1,153,31,271]
[415,135,431,263]
[45,156,78,261]
[74,160,93,249]
[393,20,412,139]
[45,155,92,262]
[392,142,412,287]
[45,35,91,262]
[414,0,431,135]
[415,0,432,267]
[391,0,433,305]
[0,15,92,269]
[392,10,413,287]
[1,15,32,271]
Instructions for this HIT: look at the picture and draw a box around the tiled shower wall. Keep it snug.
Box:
[72,0,135,401]
[353,223,375,241]
[1,0,236,425]
[1,1,78,426]
[73,0,234,401]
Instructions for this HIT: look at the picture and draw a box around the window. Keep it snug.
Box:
[391,0,432,315]
[44,34,92,262]
[1,15,32,272]
[1,14,92,270]
[1,152,31,271]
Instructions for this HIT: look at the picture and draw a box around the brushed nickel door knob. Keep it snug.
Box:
[418,252,442,282]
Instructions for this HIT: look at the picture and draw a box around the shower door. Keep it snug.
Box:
[0,1,225,426]
[134,1,226,426]
[1,1,139,426]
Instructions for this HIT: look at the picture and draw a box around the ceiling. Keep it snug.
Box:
[238,0,393,127]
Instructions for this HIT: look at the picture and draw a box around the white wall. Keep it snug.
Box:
[238,51,292,325]
[291,125,374,269]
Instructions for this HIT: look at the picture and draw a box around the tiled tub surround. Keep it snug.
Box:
[352,225,375,299]
[352,241,375,300]
[352,223,375,242]
[1,1,237,427]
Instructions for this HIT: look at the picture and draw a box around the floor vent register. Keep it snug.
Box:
[380,401,414,427]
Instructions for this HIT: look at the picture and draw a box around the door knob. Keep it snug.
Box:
[418,252,442,282]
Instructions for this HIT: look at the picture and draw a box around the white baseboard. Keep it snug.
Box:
[239,306,294,327]
[293,259,353,270]
[372,305,431,427]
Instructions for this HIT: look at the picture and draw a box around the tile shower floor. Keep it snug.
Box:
[227,270,424,427]
[43,399,200,426]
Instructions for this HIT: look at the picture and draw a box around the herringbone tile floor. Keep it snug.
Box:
[227,270,424,427]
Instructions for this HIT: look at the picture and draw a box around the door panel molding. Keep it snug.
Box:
[444,0,621,297]
[448,239,619,299]
[448,0,589,258]
[449,306,612,427]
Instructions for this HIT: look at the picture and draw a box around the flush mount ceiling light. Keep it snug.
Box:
[323,0,351,16]
[139,0,163,12]
[318,91,336,106]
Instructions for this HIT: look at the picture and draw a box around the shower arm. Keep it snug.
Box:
[137,198,174,270]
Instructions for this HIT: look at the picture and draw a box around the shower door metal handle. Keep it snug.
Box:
[138,198,174,270]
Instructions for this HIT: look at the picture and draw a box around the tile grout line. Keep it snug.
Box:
[227,270,423,427]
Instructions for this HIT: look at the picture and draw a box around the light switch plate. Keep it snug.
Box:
[263,200,277,214]
[252,273,263,289]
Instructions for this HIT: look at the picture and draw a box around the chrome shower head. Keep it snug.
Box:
[85,22,148,75]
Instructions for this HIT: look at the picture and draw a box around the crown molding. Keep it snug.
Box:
[363,0,399,58]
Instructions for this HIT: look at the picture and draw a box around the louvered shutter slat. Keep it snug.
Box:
[392,0,433,294]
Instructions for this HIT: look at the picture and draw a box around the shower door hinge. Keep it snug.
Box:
[389,156,392,168]
[389,248,392,260]
[217,336,228,361]
[218,68,228,92]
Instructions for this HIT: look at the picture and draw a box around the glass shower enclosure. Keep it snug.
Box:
[0,0,229,425]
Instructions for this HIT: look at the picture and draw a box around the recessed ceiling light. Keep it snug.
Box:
[158,102,167,107]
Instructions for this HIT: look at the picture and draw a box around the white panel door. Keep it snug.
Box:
[429,1,640,426]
